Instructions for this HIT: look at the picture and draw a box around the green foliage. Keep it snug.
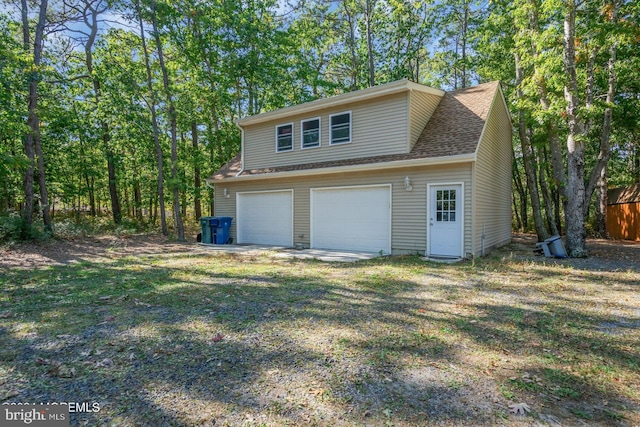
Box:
[52,215,149,239]
[0,0,638,238]
[0,213,47,243]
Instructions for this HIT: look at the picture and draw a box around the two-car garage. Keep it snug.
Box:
[236,185,392,254]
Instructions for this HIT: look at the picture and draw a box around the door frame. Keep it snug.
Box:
[310,184,392,254]
[426,182,464,257]
[236,189,294,246]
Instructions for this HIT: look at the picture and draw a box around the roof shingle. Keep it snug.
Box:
[608,184,640,205]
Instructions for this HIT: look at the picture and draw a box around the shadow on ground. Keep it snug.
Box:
[0,242,638,426]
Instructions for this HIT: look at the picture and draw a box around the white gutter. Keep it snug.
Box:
[212,152,476,183]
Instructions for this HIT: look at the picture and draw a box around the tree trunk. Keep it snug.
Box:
[529,1,566,200]
[149,0,184,241]
[192,122,202,220]
[585,16,617,234]
[123,183,130,218]
[460,0,469,88]
[512,191,522,231]
[82,1,122,224]
[594,165,608,238]
[537,148,559,236]
[136,0,167,235]
[563,0,587,257]
[34,129,51,232]
[105,140,122,223]
[133,178,143,222]
[512,153,528,231]
[84,172,96,216]
[515,52,548,241]
[365,0,375,87]
[20,0,34,229]
[21,0,51,233]
[343,1,358,90]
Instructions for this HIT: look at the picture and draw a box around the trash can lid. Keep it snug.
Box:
[544,235,561,243]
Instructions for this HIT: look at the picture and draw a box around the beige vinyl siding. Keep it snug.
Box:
[409,91,442,149]
[243,92,409,171]
[473,88,513,255]
[214,163,473,255]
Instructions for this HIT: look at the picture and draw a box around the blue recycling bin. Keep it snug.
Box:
[211,217,233,244]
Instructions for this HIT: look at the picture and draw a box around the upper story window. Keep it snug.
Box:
[330,111,351,145]
[301,118,320,149]
[276,123,293,152]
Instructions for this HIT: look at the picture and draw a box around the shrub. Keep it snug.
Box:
[0,213,48,243]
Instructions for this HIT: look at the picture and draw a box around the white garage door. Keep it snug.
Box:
[237,190,293,246]
[311,185,391,253]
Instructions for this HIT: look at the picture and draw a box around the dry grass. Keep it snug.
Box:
[0,236,639,426]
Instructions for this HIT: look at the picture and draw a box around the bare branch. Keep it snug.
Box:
[44,74,90,84]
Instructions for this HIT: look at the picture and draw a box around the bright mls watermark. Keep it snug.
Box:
[1,402,101,426]
[1,405,68,426]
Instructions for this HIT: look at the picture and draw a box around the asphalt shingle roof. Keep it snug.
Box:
[608,183,640,205]
[211,81,499,181]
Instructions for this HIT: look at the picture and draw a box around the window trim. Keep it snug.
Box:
[275,122,294,153]
[329,111,352,145]
[300,117,321,150]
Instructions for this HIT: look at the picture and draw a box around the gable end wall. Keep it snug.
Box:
[409,91,442,150]
[473,88,513,255]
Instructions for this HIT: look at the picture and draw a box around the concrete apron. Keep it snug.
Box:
[197,243,381,263]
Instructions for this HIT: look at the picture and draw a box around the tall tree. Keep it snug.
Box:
[134,0,168,235]
[149,0,184,241]
[77,0,123,223]
[21,0,52,233]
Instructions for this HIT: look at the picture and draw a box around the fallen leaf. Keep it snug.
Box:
[509,402,531,415]
[48,363,75,378]
[96,358,113,368]
[309,388,324,396]
[0,390,18,402]
[212,333,224,343]
[57,365,76,378]
[35,357,50,366]
[538,413,562,427]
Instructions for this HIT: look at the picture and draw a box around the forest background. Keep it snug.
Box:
[1,0,638,256]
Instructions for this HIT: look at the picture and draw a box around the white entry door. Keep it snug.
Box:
[428,184,463,257]
[311,185,391,253]
[237,190,293,246]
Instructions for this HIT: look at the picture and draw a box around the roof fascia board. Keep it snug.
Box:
[236,79,443,127]
[496,83,513,124]
[406,80,445,96]
[209,153,476,183]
